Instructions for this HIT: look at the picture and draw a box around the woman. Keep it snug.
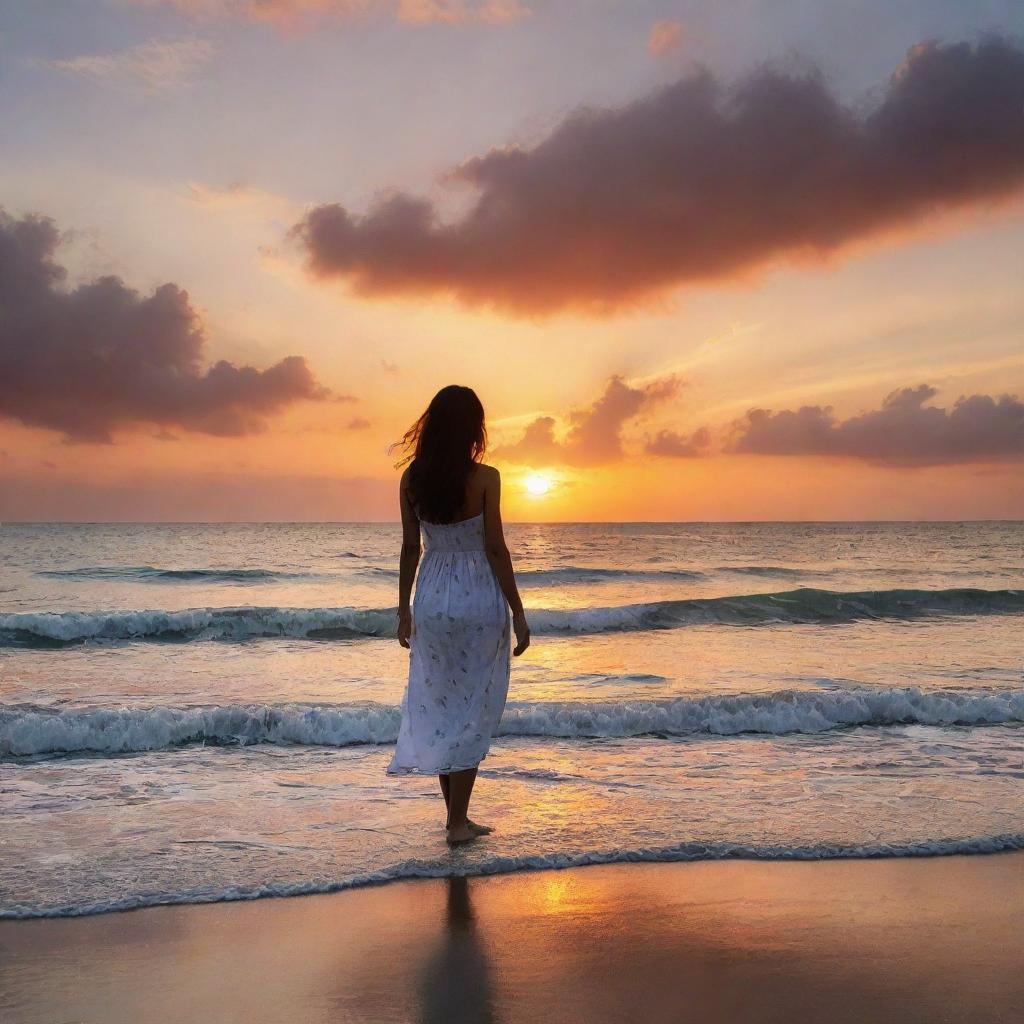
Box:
[387,385,531,845]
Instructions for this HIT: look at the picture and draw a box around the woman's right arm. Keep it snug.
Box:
[481,467,530,656]
[397,467,420,649]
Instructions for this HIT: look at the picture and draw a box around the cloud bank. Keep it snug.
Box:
[0,210,327,442]
[645,426,710,457]
[730,385,1024,465]
[494,375,680,466]
[495,380,1023,469]
[295,35,1024,315]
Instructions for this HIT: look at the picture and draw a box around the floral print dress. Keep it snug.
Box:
[387,512,511,775]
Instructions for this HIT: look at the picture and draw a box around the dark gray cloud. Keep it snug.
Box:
[729,384,1024,465]
[645,426,711,457]
[295,35,1024,315]
[0,209,328,442]
[494,375,680,465]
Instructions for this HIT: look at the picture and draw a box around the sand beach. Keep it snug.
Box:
[3,853,1022,1024]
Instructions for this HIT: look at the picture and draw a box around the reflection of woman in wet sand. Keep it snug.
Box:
[419,877,496,1024]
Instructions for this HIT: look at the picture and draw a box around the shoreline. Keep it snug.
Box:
[5,834,1024,921]
[2,852,1022,1023]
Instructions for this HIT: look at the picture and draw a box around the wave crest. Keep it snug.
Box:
[0,606,396,645]
[2,587,1022,646]
[38,566,310,583]
[3,686,1021,758]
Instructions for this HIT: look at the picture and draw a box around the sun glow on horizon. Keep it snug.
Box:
[524,471,554,497]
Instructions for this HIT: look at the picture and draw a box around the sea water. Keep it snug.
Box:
[1,521,1022,917]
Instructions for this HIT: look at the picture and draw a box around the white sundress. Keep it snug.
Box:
[387,511,511,776]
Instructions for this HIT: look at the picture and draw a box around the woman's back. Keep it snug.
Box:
[414,462,492,527]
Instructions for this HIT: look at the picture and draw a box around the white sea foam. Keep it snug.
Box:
[2,587,1022,646]
[0,702,402,757]
[3,686,1021,758]
[4,832,1022,919]
[0,605,396,644]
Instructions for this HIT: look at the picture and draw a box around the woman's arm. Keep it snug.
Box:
[481,468,530,656]
[397,468,420,649]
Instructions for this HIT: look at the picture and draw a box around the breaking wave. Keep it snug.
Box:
[717,565,834,579]
[0,605,396,645]
[519,566,706,585]
[38,566,314,583]
[3,686,1021,758]
[359,565,707,584]
[2,587,1022,646]
[39,563,710,587]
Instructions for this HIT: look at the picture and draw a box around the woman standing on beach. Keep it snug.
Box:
[387,385,531,845]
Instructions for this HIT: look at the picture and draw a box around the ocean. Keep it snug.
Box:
[1,521,1022,918]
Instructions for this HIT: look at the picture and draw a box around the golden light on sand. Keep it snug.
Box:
[524,472,553,497]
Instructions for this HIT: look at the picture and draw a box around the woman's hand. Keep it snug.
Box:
[512,610,530,657]
[397,609,413,649]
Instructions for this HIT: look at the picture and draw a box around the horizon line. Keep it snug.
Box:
[2,519,1022,527]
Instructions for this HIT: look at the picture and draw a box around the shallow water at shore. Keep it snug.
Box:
[1,521,1022,917]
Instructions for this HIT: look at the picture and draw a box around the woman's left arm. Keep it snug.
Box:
[397,468,420,648]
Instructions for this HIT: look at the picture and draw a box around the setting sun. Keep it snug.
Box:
[524,472,553,497]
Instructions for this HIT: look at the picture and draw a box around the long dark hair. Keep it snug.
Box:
[391,385,487,524]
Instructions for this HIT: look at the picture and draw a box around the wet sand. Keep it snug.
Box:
[2,852,1022,1024]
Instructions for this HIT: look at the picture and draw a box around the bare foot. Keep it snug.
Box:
[445,819,493,835]
[445,822,478,845]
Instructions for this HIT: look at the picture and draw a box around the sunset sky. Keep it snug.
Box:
[1,0,1022,521]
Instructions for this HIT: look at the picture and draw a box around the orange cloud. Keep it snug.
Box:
[647,18,685,57]
[494,375,681,466]
[295,36,1024,316]
[396,0,530,25]
[646,425,710,457]
[131,0,530,28]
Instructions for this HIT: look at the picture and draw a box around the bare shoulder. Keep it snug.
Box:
[398,466,417,510]
[474,463,501,499]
